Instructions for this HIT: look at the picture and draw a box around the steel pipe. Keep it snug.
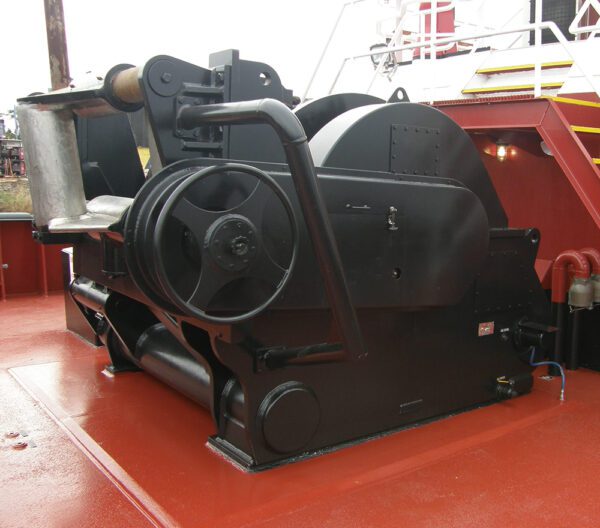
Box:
[110,66,143,105]
[177,99,366,361]
[550,250,591,375]
[580,247,600,303]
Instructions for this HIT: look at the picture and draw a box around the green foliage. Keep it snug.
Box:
[0,183,32,213]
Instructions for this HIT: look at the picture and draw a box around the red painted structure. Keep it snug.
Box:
[0,215,64,300]
[5,294,600,527]
[417,2,457,57]
[436,95,600,287]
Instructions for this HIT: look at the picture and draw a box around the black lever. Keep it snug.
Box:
[177,98,366,361]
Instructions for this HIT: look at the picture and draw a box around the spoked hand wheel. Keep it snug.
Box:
[152,163,298,323]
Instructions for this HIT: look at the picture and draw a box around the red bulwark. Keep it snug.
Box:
[0,219,65,298]
[2,295,600,526]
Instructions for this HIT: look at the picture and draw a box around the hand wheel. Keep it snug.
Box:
[152,163,298,323]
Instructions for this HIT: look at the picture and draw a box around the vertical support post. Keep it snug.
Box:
[566,309,581,370]
[550,301,566,375]
[0,225,6,301]
[43,0,71,90]
[39,245,49,297]
[366,7,407,94]
[302,0,365,101]
[430,0,438,104]
[522,0,532,47]
[533,0,542,97]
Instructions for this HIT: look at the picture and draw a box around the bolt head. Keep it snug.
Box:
[161,72,172,83]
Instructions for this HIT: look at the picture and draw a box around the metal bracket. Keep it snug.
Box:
[173,80,225,155]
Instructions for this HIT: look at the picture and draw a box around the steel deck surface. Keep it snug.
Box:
[2,294,600,527]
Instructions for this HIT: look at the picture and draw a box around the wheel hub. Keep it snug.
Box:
[207,214,259,272]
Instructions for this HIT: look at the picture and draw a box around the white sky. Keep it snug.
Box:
[1,0,347,113]
[1,0,530,122]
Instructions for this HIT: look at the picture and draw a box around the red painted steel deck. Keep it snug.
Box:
[2,295,600,527]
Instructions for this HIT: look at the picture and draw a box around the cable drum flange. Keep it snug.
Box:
[124,162,202,314]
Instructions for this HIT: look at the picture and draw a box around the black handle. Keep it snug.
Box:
[177,98,366,361]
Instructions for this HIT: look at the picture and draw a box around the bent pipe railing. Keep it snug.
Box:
[177,98,367,361]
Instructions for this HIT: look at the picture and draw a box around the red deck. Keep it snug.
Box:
[2,294,600,527]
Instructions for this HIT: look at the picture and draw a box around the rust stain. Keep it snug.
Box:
[43,0,71,90]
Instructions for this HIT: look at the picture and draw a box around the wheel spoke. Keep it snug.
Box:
[250,248,288,288]
[172,198,219,240]
[232,181,271,226]
[188,267,232,311]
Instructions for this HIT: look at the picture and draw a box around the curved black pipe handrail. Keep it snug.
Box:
[177,98,366,361]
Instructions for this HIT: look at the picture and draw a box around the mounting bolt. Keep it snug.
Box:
[161,72,172,83]
[5,431,19,439]
[12,441,28,450]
